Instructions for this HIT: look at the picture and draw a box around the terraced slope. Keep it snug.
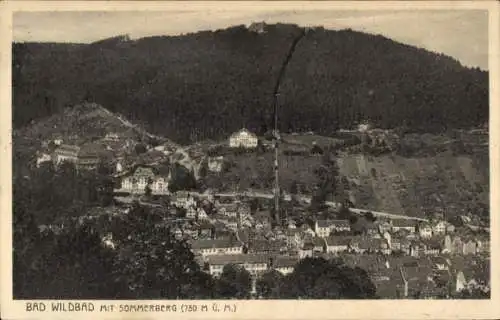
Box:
[338,152,488,217]
[210,132,489,219]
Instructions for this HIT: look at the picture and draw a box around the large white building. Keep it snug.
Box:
[229,129,258,149]
[118,165,170,195]
[191,239,244,257]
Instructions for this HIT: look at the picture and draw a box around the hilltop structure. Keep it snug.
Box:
[229,129,258,149]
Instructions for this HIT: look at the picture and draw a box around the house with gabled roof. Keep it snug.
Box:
[205,253,269,277]
[191,238,243,256]
[315,219,351,238]
[325,236,351,254]
[54,144,80,165]
[299,242,314,259]
[391,219,416,233]
[273,256,299,275]
[286,228,302,248]
[422,238,443,256]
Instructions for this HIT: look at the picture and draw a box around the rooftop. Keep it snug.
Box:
[274,256,299,268]
[392,219,417,228]
[205,253,269,266]
[317,219,350,228]
[191,239,242,250]
[326,236,353,246]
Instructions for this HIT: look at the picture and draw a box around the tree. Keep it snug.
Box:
[15,222,123,299]
[364,211,377,222]
[168,163,197,193]
[311,151,340,209]
[279,257,377,299]
[249,198,259,214]
[214,264,252,299]
[13,28,488,144]
[290,180,298,195]
[455,288,490,299]
[134,143,148,155]
[257,270,284,299]
[338,204,353,220]
[112,204,213,298]
[144,177,153,198]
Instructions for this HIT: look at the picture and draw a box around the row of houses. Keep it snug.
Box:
[36,143,110,170]
[202,254,299,277]
[314,218,456,240]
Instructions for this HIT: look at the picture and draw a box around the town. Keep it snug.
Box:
[30,115,490,299]
[11,14,490,302]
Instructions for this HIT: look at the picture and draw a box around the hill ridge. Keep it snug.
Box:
[13,23,489,144]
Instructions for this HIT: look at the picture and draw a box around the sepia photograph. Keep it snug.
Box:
[2,1,499,319]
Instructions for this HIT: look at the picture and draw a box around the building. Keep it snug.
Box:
[476,237,490,254]
[53,143,107,170]
[191,239,243,256]
[197,207,209,220]
[104,132,120,141]
[237,203,251,218]
[186,206,197,219]
[248,21,267,34]
[430,256,450,271]
[286,229,303,248]
[54,144,80,165]
[225,218,239,231]
[208,156,224,173]
[312,237,325,253]
[299,243,314,259]
[77,150,101,170]
[36,153,52,168]
[172,191,197,208]
[463,239,478,255]
[315,220,332,238]
[197,222,215,239]
[330,220,351,233]
[249,240,284,256]
[357,238,390,255]
[432,221,447,235]
[443,234,453,253]
[118,165,170,195]
[422,239,442,255]
[205,254,269,277]
[273,256,298,275]
[391,220,416,233]
[229,128,259,149]
[315,219,350,238]
[357,123,371,132]
[325,236,351,254]
[418,223,433,239]
[218,203,238,218]
[254,210,272,229]
[451,236,464,255]
[446,223,456,234]
[376,221,393,234]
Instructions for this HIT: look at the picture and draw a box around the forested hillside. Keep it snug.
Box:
[13,23,488,144]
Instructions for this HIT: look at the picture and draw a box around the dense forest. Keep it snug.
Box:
[13,23,488,144]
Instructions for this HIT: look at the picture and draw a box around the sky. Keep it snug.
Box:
[13,9,489,70]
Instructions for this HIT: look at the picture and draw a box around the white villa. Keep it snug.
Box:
[229,129,258,149]
[118,165,170,195]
